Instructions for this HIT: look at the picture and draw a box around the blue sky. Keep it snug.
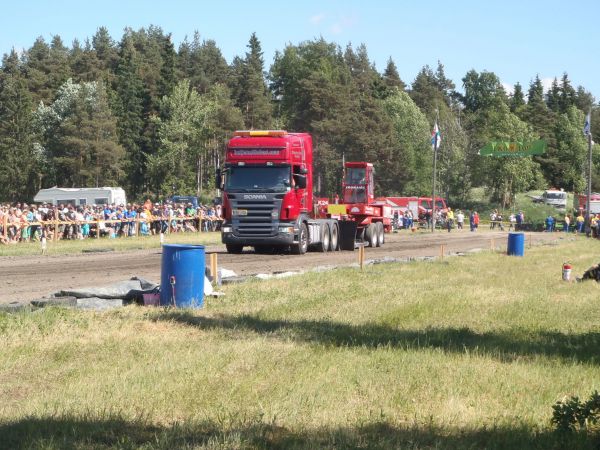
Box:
[2,0,599,100]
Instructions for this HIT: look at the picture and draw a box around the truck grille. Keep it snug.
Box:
[229,195,283,237]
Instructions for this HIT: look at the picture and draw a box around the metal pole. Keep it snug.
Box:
[586,111,593,237]
[431,110,439,232]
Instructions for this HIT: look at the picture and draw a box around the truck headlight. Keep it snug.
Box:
[278,226,294,234]
[222,226,232,233]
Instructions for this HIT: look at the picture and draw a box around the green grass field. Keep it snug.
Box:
[1,238,600,449]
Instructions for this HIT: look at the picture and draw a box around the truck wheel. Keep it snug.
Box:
[291,223,308,255]
[329,223,339,251]
[365,223,377,247]
[316,223,329,252]
[376,222,385,247]
[226,244,243,254]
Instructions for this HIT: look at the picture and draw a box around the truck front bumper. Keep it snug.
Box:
[221,224,298,246]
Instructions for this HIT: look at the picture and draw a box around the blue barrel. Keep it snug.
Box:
[160,244,205,308]
[507,232,525,256]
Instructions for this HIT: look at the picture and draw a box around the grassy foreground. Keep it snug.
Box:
[1,238,600,449]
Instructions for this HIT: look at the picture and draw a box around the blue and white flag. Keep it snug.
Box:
[584,112,591,136]
[431,122,441,150]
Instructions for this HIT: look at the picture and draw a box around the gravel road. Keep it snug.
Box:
[0,231,557,304]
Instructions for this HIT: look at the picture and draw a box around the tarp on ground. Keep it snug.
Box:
[52,277,158,300]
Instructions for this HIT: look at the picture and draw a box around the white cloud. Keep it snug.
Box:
[329,14,358,35]
[309,13,326,25]
[330,23,343,34]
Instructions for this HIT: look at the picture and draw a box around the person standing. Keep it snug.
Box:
[516,211,523,231]
[446,207,454,232]
[576,211,585,234]
[564,214,570,233]
[456,210,464,230]
[474,211,479,231]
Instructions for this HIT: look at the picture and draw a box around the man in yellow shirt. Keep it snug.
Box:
[576,212,585,234]
[446,207,454,232]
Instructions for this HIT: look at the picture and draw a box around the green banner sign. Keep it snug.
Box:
[479,140,546,157]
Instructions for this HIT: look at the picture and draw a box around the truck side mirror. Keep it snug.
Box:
[299,167,308,175]
[215,169,222,189]
[294,174,307,189]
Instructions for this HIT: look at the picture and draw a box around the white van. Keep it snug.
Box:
[540,189,567,209]
[33,187,127,207]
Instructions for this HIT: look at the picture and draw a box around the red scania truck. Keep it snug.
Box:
[217,130,389,254]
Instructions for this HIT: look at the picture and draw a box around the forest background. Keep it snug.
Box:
[0,26,598,208]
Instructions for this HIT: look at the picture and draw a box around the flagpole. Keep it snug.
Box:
[431,109,439,232]
[585,109,593,237]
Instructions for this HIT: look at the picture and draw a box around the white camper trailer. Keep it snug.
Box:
[33,187,127,207]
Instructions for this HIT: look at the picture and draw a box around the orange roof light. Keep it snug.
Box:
[234,130,288,137]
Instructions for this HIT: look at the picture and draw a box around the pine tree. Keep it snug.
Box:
[546,78,561,112]
[114,35,146,194]
[382,57,405,92]
[158,33,176,98]
[92,27,119,74]
[510,82,526,113]
[523,75,557,187]
[0,61,37,200]
[527,75,545,106]
[434,60,455,100]
[23,36,52,104]
[409,65,446,114]
[176,37,193,80]
[558,73,576,113]
[574,86,595,113]
[57,82,125,186]
[236,33,272,129]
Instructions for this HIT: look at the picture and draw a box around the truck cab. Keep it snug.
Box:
[343,163,374,205]
[218,130,312,253]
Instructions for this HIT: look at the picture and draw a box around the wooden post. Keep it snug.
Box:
[2,214,7,240]
[209,253,218,280]
[440,244,445,259]
[490,238,495,251]
[96,219,100,239]
[358,244,365,269]
[53,218,58,242]
[529,233,532,248]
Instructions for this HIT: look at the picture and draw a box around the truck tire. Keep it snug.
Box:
[365,223,377,247]
[291,223,308,255]
[376,222,385,247]
[226,244,243,254]
[329,222,339,251]
[315,223,329,252]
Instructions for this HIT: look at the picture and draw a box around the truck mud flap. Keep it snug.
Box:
[338,221,357,251]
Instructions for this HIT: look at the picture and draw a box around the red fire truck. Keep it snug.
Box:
[217,130,389,254]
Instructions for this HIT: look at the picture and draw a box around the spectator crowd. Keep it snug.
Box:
[0,200,223,244]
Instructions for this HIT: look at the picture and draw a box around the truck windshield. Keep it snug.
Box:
[225,165,291,192]
[545,192,566,199]
[345,168,366,185]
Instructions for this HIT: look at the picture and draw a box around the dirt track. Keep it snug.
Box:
[0,231,558,304]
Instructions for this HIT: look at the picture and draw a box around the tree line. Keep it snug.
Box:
[0,26,598,207]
